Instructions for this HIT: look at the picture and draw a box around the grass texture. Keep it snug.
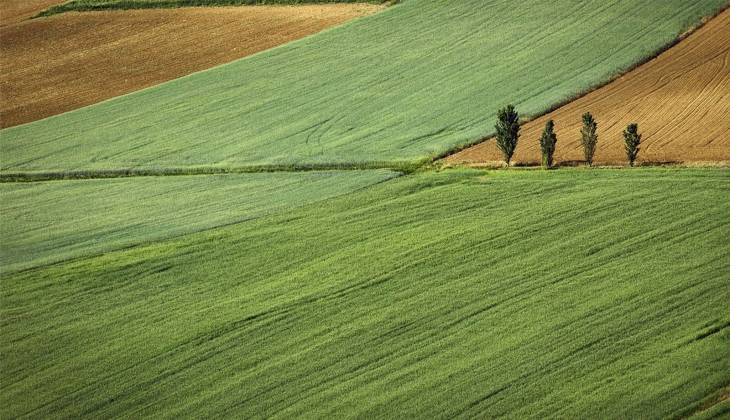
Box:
[2,168,728,418]
[0,170,396,273]
[3,0,726,173]
[38,0,387,16]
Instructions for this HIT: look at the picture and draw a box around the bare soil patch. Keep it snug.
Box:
[0,4,382,128]
[447,10,730,166]
[0,0,61,26]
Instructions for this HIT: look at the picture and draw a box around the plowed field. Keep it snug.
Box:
[0,0,60,25]
[0,4,382,128]
[4,0,724,172]
[447,10,730,166]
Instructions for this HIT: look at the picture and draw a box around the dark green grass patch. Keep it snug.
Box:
[3,0,726,172]
[0,170,397,273]
[2,168,728,417]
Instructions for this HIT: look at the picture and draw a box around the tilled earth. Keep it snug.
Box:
[447,10,730,166]
[0,3,382,128]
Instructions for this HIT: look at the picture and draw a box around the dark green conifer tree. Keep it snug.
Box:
[580,112,598,166]
[539,119,558,168]
[623,123,641,167]
[495,105,520,166]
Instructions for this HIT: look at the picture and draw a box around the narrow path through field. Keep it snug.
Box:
[0,3,383,128]
[447,9,730,166]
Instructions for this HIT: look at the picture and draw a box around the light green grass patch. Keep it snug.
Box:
[0,170,396,273]
[2,168,728,418]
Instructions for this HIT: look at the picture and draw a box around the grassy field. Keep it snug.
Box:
[447,9,730,166]
[3,0,726,173]
[2,168,728,418]
[0,170,396,273]
[1,0,60,23]
[1,3,383,128]
[2,0,728,417]
[38,0,387,16]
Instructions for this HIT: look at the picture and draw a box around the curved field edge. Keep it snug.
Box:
[0,4,385,129]
[36,0,390,17]
[1,168,728,417]
[445,7,730,166]
[0,0,62,25]
[0,169,397,273]
[2,0,726,173]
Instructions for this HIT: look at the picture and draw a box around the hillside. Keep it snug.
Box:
[1,1,728,417]
[448,8,730,166]
[38,0,388,16]
[0,3,383,128]
[0,0,60,25]
[2,169,728,417]
[0,170,396,273]
[2,0,726,173]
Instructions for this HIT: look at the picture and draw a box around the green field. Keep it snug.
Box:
[2,169,728,418]
[0,170,396,273]
[2,0,729,416]
[37,0,387,16]
[3,0,726,173]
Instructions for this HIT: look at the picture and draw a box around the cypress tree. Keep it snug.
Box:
[623,123,641,167]
[580,112,598,166]
[539,119,558,168]
[494,105,520,166]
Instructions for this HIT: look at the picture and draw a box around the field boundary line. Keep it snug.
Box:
[434,2,730,164]
[0,160,423,183]
[3,159,729,183]
[34,0,396,18]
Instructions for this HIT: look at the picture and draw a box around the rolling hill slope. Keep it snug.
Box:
[448,8,730,166]
[2,0,726,172]
[0,3,382,128]
[0,170,396,273]
[2,169,728,418]
[0,0,61,25]
[1,1,728,417]
[38,0,387,16]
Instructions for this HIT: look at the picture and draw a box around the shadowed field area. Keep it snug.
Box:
[447,9,730,166]
[0,3,383,128]
[1,169,728,418]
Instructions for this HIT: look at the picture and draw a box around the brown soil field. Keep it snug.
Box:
[0,4,382,128]
[0,0,61,26]
[447,9,730,166]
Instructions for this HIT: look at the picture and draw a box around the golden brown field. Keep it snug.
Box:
[447,10,730,166]
[0,0,60,26]
[0,3,382,128]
